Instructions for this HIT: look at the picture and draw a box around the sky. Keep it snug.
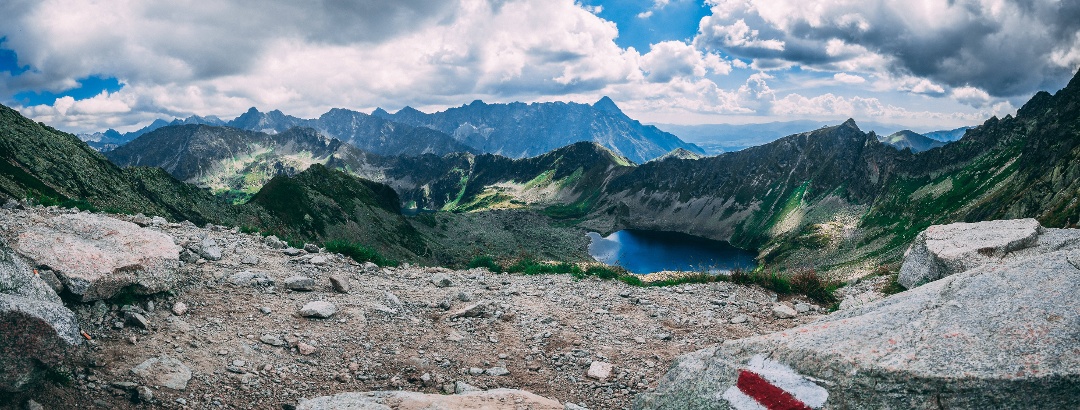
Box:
[1,0,1079,134]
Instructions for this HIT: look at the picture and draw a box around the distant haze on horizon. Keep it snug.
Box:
[1,0,1079,134]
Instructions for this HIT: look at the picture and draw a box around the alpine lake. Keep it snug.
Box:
[586,229,757,274]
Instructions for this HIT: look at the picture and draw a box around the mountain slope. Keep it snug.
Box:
[583,69,1080,276]
[106,125,348,201]
[878,130,947,152]
[373,97,703,163]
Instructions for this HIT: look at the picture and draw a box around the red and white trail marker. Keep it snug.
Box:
[720,355,829,410]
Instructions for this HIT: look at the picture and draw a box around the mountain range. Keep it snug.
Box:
[82,97,701,164]
[8,68,1080,276]
[656,121,969,155]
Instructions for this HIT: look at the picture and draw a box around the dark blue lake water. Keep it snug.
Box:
[587,230,757,274]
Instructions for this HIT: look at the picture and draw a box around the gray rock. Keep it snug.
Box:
[285,276,316,291]
[431,273,453,288]
[299,301,337,318]
[26,399,44,410]
[303,243,320,253]
[240,255,259,265]
[179,249,199,264]
[171,302,188,316]
[0,238,61,305]
[586,361,613,380]
[283,247,303,256]
[1,199,18,210]
[329,275,350,293]
[362,262,379,272]
[124,311,150,328]
[794,303,811,313]
[136,385,154,403]
[771,304,797,319]
[260,334,286,347]
[228,271,274,287]
[0,238,82,392]
[448,302,486,318]
[309,255,328,265]
[455,381,482,393]
[15,213,181,301]
[565,403,590,410]
[130,214,151,227]
[296,390,563,410]
[36,269,64,294]
[0,293,83,392]
[263,235,286,249]
[898,218,1042,288]
[485,366,510,376]
[636,245,1080,409]
[150,216,168,227]
[131,356,191,391]
[197,237,222,261]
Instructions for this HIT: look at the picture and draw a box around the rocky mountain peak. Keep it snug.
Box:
[370,107,391,118]
[592,96,623,116]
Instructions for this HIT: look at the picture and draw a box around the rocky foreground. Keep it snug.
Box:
[0,203,826,409]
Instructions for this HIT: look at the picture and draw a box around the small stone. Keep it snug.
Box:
[455,381,482,393]
[446,331,465,342]
[264,235,286,249]
[171,302,188,316]
[485,367,510,376]
[303,243,320,253]
[229,271,274,287]
[310,255,328,265]
[299,301,336,318]
[260,334,286,347]
[283,247,303,256]
[795,303,811,313]
[655,333,672,341]
[260,306,272,314]
[730,314,748,324]
[297,342,316,355]
[587,361,614,380]
[130,356,191,390]
[634,337,647,344]
[198,237,223,261]
[241,255,259,265]
[469,367,484,375]
[431,273,453,288]
[329,275,350,293]
[457,292,472,302]
[565,403,590,410]
[136,385,154,402]
[449,302,486,318]
[362,262,378,271]
[772,304,798,319]
[125,311,150,328]
[285,276,316,291]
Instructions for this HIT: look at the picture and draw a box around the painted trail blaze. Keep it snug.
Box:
[720,355,828,410]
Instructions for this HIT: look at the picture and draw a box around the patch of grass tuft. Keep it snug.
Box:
[466,255,503,272]
[324,240,399,267]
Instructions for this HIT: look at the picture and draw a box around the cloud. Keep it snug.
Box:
[950,86,992,108]
[696,0,1080,97]
[833,72,865,84]
[640,41,731,82]
[3,0,746,132]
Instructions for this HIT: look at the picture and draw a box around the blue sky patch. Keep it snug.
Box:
[585,0,710,52]
[14,75,124,106]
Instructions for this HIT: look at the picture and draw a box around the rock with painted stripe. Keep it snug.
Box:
[635,243,1080,409]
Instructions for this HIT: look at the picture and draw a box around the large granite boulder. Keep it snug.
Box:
[16,213,181,301]
[896,218,1080,289]
[297,389,564,410]
[636,227,1080,409]
[0,238,82,392]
